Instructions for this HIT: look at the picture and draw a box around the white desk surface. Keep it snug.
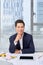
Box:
[0,52,43,65]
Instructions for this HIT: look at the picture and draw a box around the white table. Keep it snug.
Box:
[0,52,43,65]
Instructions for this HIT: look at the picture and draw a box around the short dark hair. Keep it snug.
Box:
[15,19,25,27]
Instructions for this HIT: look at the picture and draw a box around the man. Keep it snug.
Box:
[9,19,35,54]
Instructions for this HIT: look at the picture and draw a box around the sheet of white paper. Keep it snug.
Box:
[38,56,43,65]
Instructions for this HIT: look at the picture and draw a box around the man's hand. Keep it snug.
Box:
[15,49,21,54]
[14,34,22,42]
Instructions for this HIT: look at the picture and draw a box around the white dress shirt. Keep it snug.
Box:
[19,36,23,49]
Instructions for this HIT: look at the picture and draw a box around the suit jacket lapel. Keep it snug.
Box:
[23,32,27,49]
[23,33,25,49]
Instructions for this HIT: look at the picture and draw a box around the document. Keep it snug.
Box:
[38,56,43,65]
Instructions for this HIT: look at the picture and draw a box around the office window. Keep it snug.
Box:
[33,0,43,51]
[33,0,43,37]
[0,0,31,52]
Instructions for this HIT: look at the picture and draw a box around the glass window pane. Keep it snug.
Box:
[33,0,43,52]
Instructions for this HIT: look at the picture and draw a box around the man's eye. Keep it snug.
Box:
[18,27,20,28]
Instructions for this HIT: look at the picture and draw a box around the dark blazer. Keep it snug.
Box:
[9,32,35,54]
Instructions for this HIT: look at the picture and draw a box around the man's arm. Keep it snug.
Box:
[9,37,16,53]
[9,34,22,53]
[9,38,22,54]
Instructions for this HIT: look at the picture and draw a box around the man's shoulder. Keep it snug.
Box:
[24,32,32,37]
[24,32,33,41]
[9,33,17,39]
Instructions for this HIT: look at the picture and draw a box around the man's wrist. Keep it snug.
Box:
[20,50,22,54]
[14,41,17,45]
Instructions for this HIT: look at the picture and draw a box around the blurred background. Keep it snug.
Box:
[0,0,43,52]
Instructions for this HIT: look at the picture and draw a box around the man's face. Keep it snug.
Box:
[15,23,25,35]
